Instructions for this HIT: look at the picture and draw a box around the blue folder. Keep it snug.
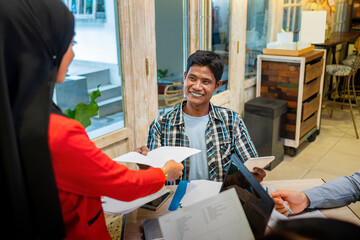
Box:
[168,180,189,211]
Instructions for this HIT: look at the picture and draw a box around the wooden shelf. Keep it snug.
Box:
[262,45,315,57]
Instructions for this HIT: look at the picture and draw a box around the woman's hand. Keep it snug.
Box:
[161,160,184,181]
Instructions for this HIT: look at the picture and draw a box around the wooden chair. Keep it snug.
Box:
[158,82,184,114]
[325,51,360,139]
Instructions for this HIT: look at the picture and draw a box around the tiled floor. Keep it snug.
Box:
[264,99,360,217]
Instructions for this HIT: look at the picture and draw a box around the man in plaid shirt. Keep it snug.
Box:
[144,50,265,186]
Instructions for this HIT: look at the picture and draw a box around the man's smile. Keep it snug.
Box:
[190,91,204,97]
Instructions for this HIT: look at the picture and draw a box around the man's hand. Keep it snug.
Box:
[134,145,150,155]
[134,145,150,170]
[251,167,266,182]
[271,190,310,216]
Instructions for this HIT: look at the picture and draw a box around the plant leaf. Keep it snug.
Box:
[64,84,102,128]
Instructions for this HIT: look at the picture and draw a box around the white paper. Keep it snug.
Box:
[159,188,254,240]
[244,156,275,171]
[268,209,326,229]
[102,187,170,215]
[289,210,326,220]
[180,180,223,208]
[300,11,327,44]
[113,146,201,168]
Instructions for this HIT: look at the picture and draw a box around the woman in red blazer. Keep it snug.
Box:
[0,0,183,239]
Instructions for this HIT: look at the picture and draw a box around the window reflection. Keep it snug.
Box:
[245,0,269,79]
[155,0,187,115]
[211,0,230,93]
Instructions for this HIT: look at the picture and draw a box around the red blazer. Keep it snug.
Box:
[49,114,165,239]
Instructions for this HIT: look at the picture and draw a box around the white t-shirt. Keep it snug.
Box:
[183,112,209,180]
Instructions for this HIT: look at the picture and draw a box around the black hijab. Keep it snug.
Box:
[0,0,74,238]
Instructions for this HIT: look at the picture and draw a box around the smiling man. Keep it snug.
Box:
[146,50,265,185]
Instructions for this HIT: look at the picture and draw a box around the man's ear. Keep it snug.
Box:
[215,80,222,91]
[184,71,187,79]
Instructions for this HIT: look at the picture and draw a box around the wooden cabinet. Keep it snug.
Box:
[350,0,360,32]
[256,50,326,156]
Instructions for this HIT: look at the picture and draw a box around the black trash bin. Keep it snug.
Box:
[244,97,288,170]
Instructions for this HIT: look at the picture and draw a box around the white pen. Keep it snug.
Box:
[269,185,294,215]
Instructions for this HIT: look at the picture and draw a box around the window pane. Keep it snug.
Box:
[56,0,124,139]
[282,7,288,30]
[245,0,269,79]
[294,6,301,41]
[212,0,231,93]
[155,0,187,115]
[97,0,105,12]
[289,6,294,31]
[86,0,93,14]
[79,0,84,14]
[71,0,77,14]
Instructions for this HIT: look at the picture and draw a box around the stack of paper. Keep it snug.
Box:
[159,188,255,240]
[113,146,201,168]
[102,187,171,215]
[180,180,223,208]
[267,207,326,229]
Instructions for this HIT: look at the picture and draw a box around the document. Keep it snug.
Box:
[113,146,201,168]
[267,209,326,229]
[244,156,275,171]
[180,180,223,208]
[159,188,255,240]
[102,187,171,215]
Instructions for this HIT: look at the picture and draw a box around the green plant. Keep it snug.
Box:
[64,84,101,129]
[157,69,168,79]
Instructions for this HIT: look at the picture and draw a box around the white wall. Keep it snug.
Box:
[72,0,118,64]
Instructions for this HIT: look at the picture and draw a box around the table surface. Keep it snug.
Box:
[123,179,360,240]
[314,32,360,47]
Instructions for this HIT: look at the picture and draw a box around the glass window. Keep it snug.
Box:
[57,0,124,139]
[282,0,301,42]
[63,0,106,20]
[155,0,188,115]
[333,0,348,32]
[245,0,269,79]
[211,0,231,93]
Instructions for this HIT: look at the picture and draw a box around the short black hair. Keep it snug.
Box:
[186,50,224,83]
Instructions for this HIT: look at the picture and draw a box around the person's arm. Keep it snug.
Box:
[231,113,266,182]
[49,115,181,202]
[146,118,163,151]
[271,171,360,215]
[232,115,258,164]
[303,171,360,209]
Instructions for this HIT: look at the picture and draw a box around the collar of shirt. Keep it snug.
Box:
[169,100,224,127]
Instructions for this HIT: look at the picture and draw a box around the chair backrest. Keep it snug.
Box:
[351,51,360,75]
[354,37,360,52]
[164,82,184,107]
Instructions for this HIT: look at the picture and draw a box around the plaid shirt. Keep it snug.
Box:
[147,101,258,183]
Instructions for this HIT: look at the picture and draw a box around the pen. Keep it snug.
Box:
[269,185,293,215]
